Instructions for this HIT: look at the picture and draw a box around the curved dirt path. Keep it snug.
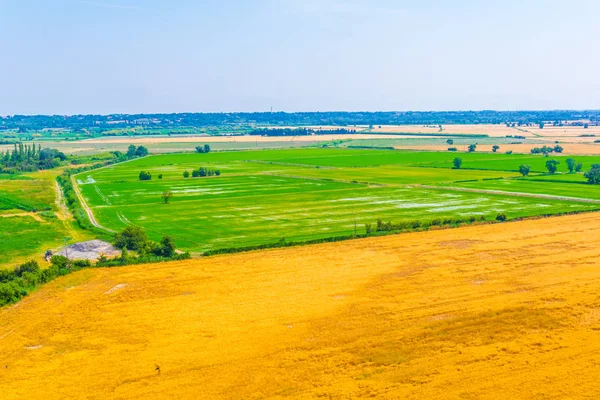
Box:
[0,212,45,222]
[54,179,71,221]
[70,175,115,233]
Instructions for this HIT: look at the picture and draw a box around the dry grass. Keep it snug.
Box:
[81,134,404,144]
[3,213,600,398]
[371,124,532,137]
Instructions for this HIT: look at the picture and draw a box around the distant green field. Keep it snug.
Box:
[76,149,600,254]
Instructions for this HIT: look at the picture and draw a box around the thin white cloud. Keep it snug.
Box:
[79,0,145,11]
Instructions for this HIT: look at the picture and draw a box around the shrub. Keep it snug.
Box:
[453,157,463,169]
[161,191,173,204]
[585,164,600,184]
[114,226,148,251]
[448,147,457,152]
[156,236,177,257]
[183,171,190,178]
[468,144,477,152]
[139,171,152,181]
[496,213,507,222]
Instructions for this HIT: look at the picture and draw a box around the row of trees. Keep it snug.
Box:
[0,258,91,307]
[114,226,178,258]
[248,127,357,137]
[530,145,563,155]
[127,145,148,158]
[183,167,221,178]
[454,157,589,179]
[1,143,67,172]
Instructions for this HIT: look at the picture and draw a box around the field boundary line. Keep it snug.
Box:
[70,174,115,233]
[419,185,600,204]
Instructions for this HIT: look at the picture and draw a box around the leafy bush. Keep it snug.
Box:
[585,164,600,184]
[139,171,152,181]
[496,213,507,222]
[114,226,148,251]
[453,157,463,169]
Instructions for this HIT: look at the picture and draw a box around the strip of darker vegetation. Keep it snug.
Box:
[0,252,191,308]
[202,209,600,257]
[0,226,191,308]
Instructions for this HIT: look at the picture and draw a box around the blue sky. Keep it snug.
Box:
[1,0,599,115]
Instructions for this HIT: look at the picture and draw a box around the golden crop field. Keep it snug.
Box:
[2,213,600,399]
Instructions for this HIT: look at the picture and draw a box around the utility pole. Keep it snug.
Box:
[64,237,71,259]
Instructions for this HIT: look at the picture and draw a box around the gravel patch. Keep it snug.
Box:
[56,240,120,261]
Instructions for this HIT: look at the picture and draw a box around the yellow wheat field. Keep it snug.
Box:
[3,214,600,399]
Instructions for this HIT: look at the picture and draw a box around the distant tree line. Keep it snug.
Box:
[183,167,221,178]
[530,145,563,155]
[2,111,600,131]
[248,128,357,137]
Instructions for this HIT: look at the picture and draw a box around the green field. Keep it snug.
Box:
[75,149,600,254]
[0,171,78,267]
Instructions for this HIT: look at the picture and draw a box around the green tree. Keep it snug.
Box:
[139,171,152,181]
[114,226,148,251]
[195,146,205,153]
[135,146,149,157]
[519,164,531,177]
[566,158,576,173]
[127,145,137,158]
[183,171,190,178]
[204,144,211,153]
[468,144,477,152]
[539,122,545,129]
[492,145,500,153]
[453,157,463,169]
[446,139,454,145]
[545,159,559,174]
[585,164,600,184]
[161,191,173,204]
[158,236,176,257]
[158,174,163,179]
[496,213,507,222]
[575,163,583,172]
